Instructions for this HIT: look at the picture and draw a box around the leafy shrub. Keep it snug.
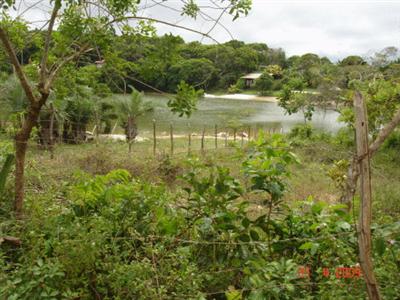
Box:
[228,84,241,94]
[289,123,314,140]
[333,127,354,147]
[236,78,246,90]
[1,258,76,300]
[1,141,398,299]
[168,81,203,117]
[255,72,274,96]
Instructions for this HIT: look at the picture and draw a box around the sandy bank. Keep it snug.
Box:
[204,93,278,102]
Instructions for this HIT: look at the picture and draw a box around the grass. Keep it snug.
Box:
[2,131,399,221]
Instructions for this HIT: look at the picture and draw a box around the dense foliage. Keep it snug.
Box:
[1,134,399,299]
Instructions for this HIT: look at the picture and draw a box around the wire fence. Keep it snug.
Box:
[0,118,289,157]
[1,119,399,298]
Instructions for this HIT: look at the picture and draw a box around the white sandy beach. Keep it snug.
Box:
[204,93,278,102]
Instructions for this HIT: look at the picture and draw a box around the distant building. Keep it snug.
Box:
[241,72,262,88]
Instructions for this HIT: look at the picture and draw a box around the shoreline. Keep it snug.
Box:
[204,93,278,102]
[143,91,278,102]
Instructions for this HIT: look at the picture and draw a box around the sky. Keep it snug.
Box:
[141,0,400,61]
[10,0,400,62]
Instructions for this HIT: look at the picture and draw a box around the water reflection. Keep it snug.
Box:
[136,94,343,135]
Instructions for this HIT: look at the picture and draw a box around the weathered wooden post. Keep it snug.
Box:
[214,124,218,149]
[354,91,381,300]
[225,129,228,147]
[170,123,174,156]
[233,128,237,142]
[255,124,258,139]
[111,121,118,134]
[188,131,191,155]
[247,126,251,142]
[49,103,55,159]
[201,126,205,154]
[241,130,244,147]
[153,119,156,156]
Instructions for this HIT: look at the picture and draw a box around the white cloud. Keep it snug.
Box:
[8,0,400,61]
[147,0,400,61]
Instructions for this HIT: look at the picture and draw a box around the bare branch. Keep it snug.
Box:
[17,0,48,18]
[0,27,37,104]
[205,4,230,36]
[108,16,220,44]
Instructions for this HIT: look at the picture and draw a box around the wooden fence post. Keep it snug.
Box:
[188,131,191,155]
[214,124,218,149]
[111,121,118,134]
[241,130,244,147]
[247,126,251,142]
[233,128,237,142]
[225,129,228,147]
[153,119,156,156]
[170,123,174,156]
[354,91,381,300]
[201,126,205,154]
[49,103,55,159]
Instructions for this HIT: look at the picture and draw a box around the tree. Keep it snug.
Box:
[371,46,399,68]
[137,34,184,91]
[167,58,217,90]
[340,55,366,66]
[265,64,283,79]
[112,88,152,152]
[255,72,274,95]
[168,81,204,118]
[0,0,252,216]
[266,47,286,66]
[62,86,96,144]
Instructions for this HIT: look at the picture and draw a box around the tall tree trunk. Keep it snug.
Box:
[14,96,48,217]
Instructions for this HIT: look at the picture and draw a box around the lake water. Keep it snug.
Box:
[136,94,343,136]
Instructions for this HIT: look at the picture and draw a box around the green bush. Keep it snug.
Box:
[333,127,354,147]
[228,84,241,94]
[1,139,398,299]
[288,123,314,140]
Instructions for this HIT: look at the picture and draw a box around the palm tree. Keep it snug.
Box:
[0,75,28,130]
[112,88,153,152]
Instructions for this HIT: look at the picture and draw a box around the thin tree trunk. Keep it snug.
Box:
[14,97,48,217]
[354,91,381,300]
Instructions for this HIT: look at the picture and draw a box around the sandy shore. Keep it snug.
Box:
[204,93,278,102]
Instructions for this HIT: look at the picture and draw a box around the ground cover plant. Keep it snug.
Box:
[0,130,399,299]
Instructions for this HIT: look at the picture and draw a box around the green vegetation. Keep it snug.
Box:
[1,130,399,299]
[1,0,400,298]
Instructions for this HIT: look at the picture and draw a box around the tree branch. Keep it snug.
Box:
[39,0,61,90]
[369,107,400,156]
[0,27,37,104]
[46,46,93,89]
[108,16,220,44]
